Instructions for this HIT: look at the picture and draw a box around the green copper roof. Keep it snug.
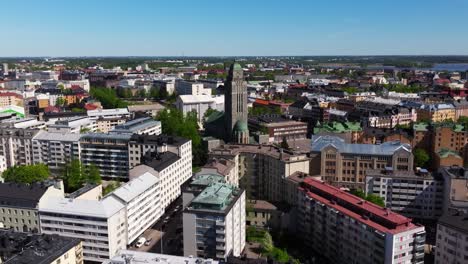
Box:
[191,173,226,186]
[234,120,248,132]
[0,109,25,118]
[314,122,362,134]
[191,182,239,211]
[233,63,242,70]
[205,111,224,123]
[453,124,464,132]
[413,122,429,131]
[437,148,461,158]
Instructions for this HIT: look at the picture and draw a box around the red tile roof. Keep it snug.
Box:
[254,99,270,106]
[84,104,98,110]
[0,92,23,99]
[300,178,420,234]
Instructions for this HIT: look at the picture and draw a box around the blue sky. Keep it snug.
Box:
[1,0,467,56]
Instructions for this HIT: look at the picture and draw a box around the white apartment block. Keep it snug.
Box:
[435,210,468,264]
[365,169,444,219]
[32,130,81,171]
[47,116,98,134]
[109,172,162,244]
[0,155,6,179]
[39,196,128,262]
[96,117,127,133]
[111,117,162,136]
[183,182,246,260]
[87,108,131,120]
[128,135,192,210]
[175,80,212,95]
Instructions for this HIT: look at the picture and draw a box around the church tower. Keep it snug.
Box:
[225,63,249,144]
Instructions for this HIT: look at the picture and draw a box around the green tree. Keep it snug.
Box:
[103,181,120,195]
[366,194,385,207]
[413,148,430,168]
[149,87,160,99]
[137,89,147,98]
[2,164,49,184]
[55,97,66,107]
[62,160,102,192]
[90,87,128,109]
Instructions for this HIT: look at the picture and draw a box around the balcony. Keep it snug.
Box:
[215,229,224,234]
[216,236,225,242]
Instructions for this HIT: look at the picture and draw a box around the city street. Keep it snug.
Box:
[128,197,184,255]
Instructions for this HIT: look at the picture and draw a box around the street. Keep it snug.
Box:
[128,197,184,255]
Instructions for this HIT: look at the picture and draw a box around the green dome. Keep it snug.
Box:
[233,63,242,70]
[234,120,248,132]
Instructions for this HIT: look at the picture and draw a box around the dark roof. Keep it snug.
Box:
[438,209,468,234]
[289,100,308,109]
[0,182,58,209]
[130,134,190,147]
[0,230,81,264]
[144,152,181,172]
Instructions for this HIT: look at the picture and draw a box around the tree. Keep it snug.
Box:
[90,87,128,109]
[350,189,385,207]
[414,148,430,168]
[55,97,66,107]
[61,160,102,192]
[103,181,120,195]
[2,164,49,184]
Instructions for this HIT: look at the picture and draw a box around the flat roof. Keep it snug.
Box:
[33,130,81,142]
[145,152,180,172]
[111,173,158,202]
[1,230,81,264]
[190,183,239,211]
[0,181,59,208]
[103,250,219,264]
[39,195,124,218]
[438,210,468,234]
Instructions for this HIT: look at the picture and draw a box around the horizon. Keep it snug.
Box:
[1,0,468,56]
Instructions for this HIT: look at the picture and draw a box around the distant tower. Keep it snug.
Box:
[225,63,249,144]
[2,63,8,75]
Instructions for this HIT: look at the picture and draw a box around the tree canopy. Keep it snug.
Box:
[350,188,385,207]
[61,160,102,192]
[2,164,50,184]
[90,87,128,109]
[413,148,430,168]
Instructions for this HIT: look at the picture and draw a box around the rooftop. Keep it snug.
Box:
[144,152,181,172]
[438,209,468,234]
[103,250,219,264]
[110,173,158,203]
[33,130,81,142]
[39,195,124,218]
[311,135,411,155]
[437,148,462,159]
[112,117,161,134]
[0,230,80,264]
[190,183,241,211]
[300,178,421,234]
[0,181,61,209]
[314,121,362,134]
[191,173,226,187]
[211,144,309,162]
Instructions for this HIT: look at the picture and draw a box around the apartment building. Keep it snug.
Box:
[310,135,413,189]
[47,116,97,134]
[297,178,426,264]
[109,172,162,244]
[80,133,132,178]
[103,250,219,264]
[0,181,64,232]
[248,114,308,143]
[438,166,468,213]
[0,127,39,167]
[96,116,127,133]
[111,117,162,135]
[365,168,444,219]
[0,230,83,264]
[435,209,468,264]
[417,103,455,122]
[199,157,238,186]
[39,196,128,262]
[32,130,81,171]
[0,92,23,107]
[87,108,131,120]
[183,181,246,260]
[210,144,310,202]
[175,79,212,95]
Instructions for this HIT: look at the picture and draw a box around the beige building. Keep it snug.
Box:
[0,127,39,168]
[0,181,64,232]
[0,230,83,264]
[0,92,23,108]
[310,135,413,189]
[210,144,310,203]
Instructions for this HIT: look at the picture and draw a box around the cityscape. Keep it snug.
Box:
[1,1,468,264]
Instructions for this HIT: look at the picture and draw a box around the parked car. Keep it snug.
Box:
[135,237,146,248]
[144,238,152,246]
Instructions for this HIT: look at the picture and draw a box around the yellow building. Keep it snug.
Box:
[417,103,456,122]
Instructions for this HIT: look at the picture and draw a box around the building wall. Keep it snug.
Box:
[50,241,84,264]
[435,223,468,264]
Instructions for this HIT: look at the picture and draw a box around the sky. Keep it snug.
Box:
[1,0,468,56]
